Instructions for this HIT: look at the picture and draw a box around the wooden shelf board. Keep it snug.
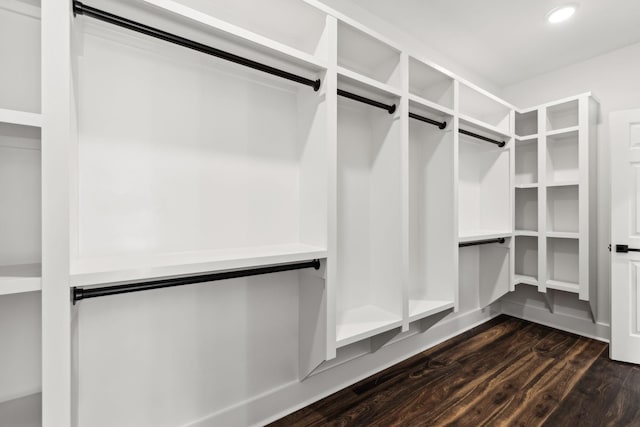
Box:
[546,279,580,293]
[459,114,512,139]
[515,230,538,237]
[546,231,579,239]
[0,392,41,427]
[142,0,327,72]
[0,109,42,128]
[547,126,579,137]
[70,244,326,287]
[336,305,402,348]
[408,299,454,323]
[459,231,512,243]
[0,264,42,296]
[408,94,453,117]
[514,274,538,287]
[547,180,579,188]
[337,66,402,98]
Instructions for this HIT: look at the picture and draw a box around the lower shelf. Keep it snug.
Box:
[0,393,41,427]
[546,279,580,293]
[0,264,41,296]
[408,299,454,323]
[336,305,402,348]
[513,274,538,287]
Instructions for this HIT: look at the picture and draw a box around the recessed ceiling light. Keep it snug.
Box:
[547,4,577,23]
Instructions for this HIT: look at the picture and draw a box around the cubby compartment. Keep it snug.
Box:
[547,185,579,233]
[71,23,329,285]
[515,138,538,186]
[459,83,511,133]
[546,99,579,132]
[335,94,402,347]
[546,237,579,292]
[408,57,454,111]
[515,109,538,137]
[514,236,538,286]
[337,21,401,89]
[408,108,455,322]
[0,0,41,113]
[515,187,538,232]
[0,292,41,427]
[459,237,511,307]
[458,123,511,239]
[0,123,41,295]
[546,130,579,184]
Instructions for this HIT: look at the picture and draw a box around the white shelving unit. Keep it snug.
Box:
[512,93,597,315]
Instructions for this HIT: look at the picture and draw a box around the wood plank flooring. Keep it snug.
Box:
[270,315,640,427]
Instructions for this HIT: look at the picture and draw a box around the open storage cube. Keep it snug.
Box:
[337,21,401,89]
[514,236,538,285]
[71,11,329,285]
[459,83,511,133]
[0,123,41,295]
[546,237,579,292]
[408,57,454,111]
[515,187,538,232]
[0,0,40,113]
[546,99,579,131]
[458,122,511,238]
[459,237,511,307]
[335,92,402,347]
[547,130,579,183]
[515,109,538,137]
[515,139,538,186]
[547,185,579,233]
[408,107,455,322]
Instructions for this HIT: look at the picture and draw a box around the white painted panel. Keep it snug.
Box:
[630,123,640,147]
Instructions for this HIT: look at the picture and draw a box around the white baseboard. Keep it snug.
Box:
[500,300,610,342]
[183,306,499,427]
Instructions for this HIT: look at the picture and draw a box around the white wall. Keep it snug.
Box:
[501,41,640,327]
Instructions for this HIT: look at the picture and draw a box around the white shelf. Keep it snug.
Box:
[70,244,326,287]
[547,126,579,137]
[515,183,538,189]
[408,299,454,323]
[0,264,41,295]
[546,231,579,239]
[408,93,453,117]
[515,230,538,237]
[515,134,538,142]
[459,114,512,139]
[0,393,41,427]
[546,279,580,293]
[547,180,579,188]
[336,305,402,348]
[0,109,42,128]
[514,274,538,286]
[337,66,402,98]
[142,0,327,72]
[459,231,512,243]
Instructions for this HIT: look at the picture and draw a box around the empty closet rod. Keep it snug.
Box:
[459,238,505,248]
[72,1,321,91]
[337,89,396,114]
[408,112,447,129]
[72,259,321,303]
[459,129,505,147]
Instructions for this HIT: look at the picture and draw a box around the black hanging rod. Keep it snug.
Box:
[72,259,321,303]
[459,128,505,147]
[459,238,505,248]
[409,112,447,129]
[72,1,321,91]
[338,89,396,114]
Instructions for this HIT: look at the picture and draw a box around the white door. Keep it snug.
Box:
[611,109,640,364]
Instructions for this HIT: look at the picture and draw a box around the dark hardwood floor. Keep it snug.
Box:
[270,315,640,427]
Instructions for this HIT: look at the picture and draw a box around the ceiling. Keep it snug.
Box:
[347,0,640,87]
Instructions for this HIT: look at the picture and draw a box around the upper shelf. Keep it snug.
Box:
[408,56,454,112]
[459,83,512,135]
[0,263,41,296]
[70,244,327,287]
[0,109,42,128]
